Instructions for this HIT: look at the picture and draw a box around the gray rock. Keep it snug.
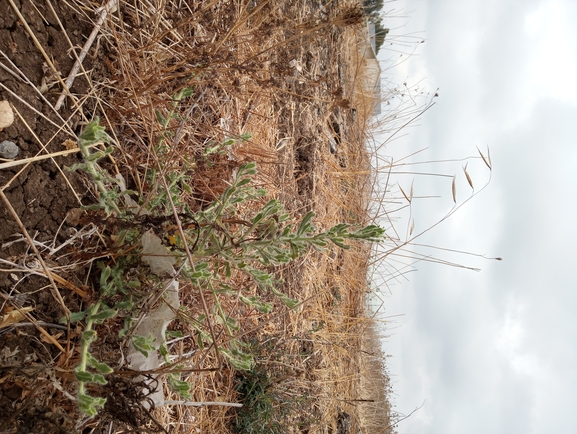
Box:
[0,140,19,159]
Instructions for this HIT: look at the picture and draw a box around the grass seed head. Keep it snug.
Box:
[398,183,411,203]
[463,163,474,189]
[477,146,492,170]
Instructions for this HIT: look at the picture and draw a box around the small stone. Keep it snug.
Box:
[66,208,83,226]
[0,100,14,129]
[0,140,19,159]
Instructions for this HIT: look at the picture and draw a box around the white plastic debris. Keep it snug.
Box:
[141,230,176,276]
[115,173,149,215]
[0,101,14,130]
[127,230,179,408]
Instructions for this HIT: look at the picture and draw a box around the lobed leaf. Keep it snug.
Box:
[78,393,106,417]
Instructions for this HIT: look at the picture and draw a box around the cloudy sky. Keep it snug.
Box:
[369,1,577,433]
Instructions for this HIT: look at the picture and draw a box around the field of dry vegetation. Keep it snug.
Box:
[0,0,398,432]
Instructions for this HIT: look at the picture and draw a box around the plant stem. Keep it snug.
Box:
[78,300,101,396]
[78,143,121,215]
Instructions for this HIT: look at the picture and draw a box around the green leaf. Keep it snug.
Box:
[86,150,109,162]
[118,317,135,338]
[220,347,254,371]
[204,142,223,155]
[168,374,191,399]
[348,224,386,241]
[271,287,299,309]
[330,238,350,250]
[310,238,328,248]
[297,211,315,236]
[78,118,110,146]
[190,268,211,279]
[100,265,112,284]
[66,162,87,172]
[260,199,281,217]
[239,133,252,141]
[166,330,184,339]
[195,262,209,271]
[226,316,240,331]
[90,309,118,323]
[78,392,106,417]
[214,283,236,296]
[132,335,157,358]
[87,354,113,375]
[175,86,195,100]
[159,343,169,357]
[251,211,265,226]
[75,370,96,383]
[155,109,168,126]
[328,223,349,234]
[115,300,134,310]
[255,248,271,266]
[60,310,87,324]
[81,330,98,345]
[238,161,257,176]
[239,295,272,314]
[91,373,108,385]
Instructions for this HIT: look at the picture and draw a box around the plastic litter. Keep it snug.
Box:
[127,230,179,408]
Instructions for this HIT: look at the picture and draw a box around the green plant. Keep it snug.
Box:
[60,259,144,416]
[232,335,320,434]
[147,87,251,215]
[72,299,117,416]
[67,117,385,416]
[233,364,285,434]
[170,161,384,369]
[68,118,128,215]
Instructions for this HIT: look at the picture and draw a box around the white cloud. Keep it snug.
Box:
[495,299,544,379]
[525,1,577,103]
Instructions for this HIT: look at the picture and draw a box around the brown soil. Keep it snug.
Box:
[0,1,96,431]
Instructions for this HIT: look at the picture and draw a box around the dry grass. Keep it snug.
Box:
[0,0,401,432]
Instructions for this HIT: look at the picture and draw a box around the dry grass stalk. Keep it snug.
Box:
[53,0,119,110]
[0,146,92,170]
